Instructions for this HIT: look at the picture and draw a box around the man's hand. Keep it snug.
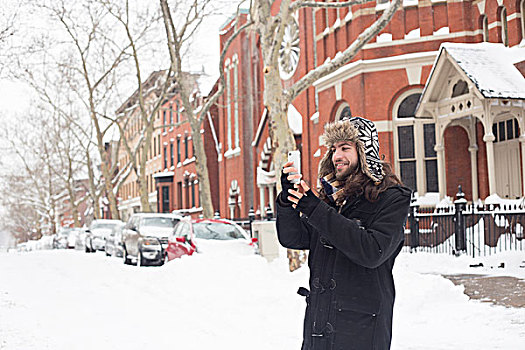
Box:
[282,160,302,184]
[280,161,302,205]
[287,180,311,209]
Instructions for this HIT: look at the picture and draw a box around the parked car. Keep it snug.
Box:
[67,228,81,249]
[122,213,183,266]
[85,219,124,253]
[74,228,89,251]
[53,227,80,249]
[164,218,257,263]
[104,221,125,257]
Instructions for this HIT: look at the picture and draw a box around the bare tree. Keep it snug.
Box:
[252,0,402,184]
[249,0,401,271]
[18,46,119,223]
[100,0,175,212]
[0,110,63,237]
[160,0,254,218]
[0,0,23,75]
[31,0,139,219]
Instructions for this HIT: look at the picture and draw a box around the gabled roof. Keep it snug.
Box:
[115,70,168,115]
[430,43,525,100]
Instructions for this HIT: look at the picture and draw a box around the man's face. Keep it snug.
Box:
[331,141,359,180]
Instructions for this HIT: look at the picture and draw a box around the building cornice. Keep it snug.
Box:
[314,51,437,92]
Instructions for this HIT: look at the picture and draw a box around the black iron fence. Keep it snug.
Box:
[405,187,525,257]
[228,206,275,237]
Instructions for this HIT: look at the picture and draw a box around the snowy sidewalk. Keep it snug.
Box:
[444,274,525,308]
[1,249,525,349]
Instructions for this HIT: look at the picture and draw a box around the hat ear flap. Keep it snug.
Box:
[318,149,335,178]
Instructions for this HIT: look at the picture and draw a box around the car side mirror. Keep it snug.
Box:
[175,236,185,243]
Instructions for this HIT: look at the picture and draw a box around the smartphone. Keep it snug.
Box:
[287,150,301,184]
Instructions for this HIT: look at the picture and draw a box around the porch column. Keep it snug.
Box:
[268,185,275,213]
[259,186,266,218]
[435,143,446,199]
[519,135,525,196]
[468,145,479,202]
[483,133,497,195]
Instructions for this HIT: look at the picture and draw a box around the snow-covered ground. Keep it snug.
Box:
[1,245,524,350]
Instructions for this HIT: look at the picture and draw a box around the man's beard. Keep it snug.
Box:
[335,162,358,181]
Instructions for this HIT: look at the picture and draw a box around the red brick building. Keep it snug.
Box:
[214,0,525,220]
[117,0,524,219]
[154,80,220,217]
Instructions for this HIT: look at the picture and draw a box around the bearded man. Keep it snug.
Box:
[276,117,411,350]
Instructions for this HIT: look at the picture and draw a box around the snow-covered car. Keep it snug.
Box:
[74,229,88,250]
[67,228,81,249]
[122,213,182,266]
[85,220,124,253]
[164,218,257,263]
[54,227,80,249]
[104,222,125,257]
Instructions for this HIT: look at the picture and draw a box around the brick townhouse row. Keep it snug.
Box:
[111,0,525,221]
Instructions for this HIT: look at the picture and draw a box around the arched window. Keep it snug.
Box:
[394,91,438,193]
[334,102,352,121]
[397,94,421,118]
[500,7,508,46]
[479,14,489,42]
[452,80,469,98]
[521,0,525,43]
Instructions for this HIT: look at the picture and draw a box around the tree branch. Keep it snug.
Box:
[286,0,401,102]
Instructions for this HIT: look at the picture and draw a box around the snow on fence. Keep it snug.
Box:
[404,188,525,257]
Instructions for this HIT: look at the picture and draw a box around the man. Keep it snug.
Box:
[276,117,411,350]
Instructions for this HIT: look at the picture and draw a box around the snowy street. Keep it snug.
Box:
[1,248,525,350]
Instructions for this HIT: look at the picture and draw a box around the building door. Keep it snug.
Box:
[494,140,522,198]
[493,118,522,199]
[162,186,170,213]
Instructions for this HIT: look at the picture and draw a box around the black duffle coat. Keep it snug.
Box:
[276,185,411,350]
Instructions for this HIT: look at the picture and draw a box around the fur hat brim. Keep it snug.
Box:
[319,117,384,184]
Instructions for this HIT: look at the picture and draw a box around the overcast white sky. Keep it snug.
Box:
[0,0,244,115]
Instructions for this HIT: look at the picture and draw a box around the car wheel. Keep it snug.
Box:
[137,250,146,267]
[123,246,131,265]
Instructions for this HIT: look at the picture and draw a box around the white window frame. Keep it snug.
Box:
[393,88,438,195]
[501,7,508,46]
[233,55,240,149]
[225,59,232,151]
[521,0,525,44]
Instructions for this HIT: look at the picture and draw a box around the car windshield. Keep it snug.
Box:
[142,217,177,228]
[91,223,117,230]
[193,222,245,240]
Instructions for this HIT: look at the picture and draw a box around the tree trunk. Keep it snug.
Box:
[264,69,297,192]
[138,122,155,212]
[99,150,120,220]
[86,150,101,219]
[189,117,214,218]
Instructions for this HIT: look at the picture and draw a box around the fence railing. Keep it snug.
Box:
[229,206,276,237]
[405,187,525,257]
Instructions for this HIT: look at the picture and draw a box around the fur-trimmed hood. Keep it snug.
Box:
[319,116,384,184]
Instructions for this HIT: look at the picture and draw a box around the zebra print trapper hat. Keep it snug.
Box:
[319,116,384,184]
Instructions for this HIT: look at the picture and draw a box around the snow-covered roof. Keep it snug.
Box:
[441,43,525,99]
